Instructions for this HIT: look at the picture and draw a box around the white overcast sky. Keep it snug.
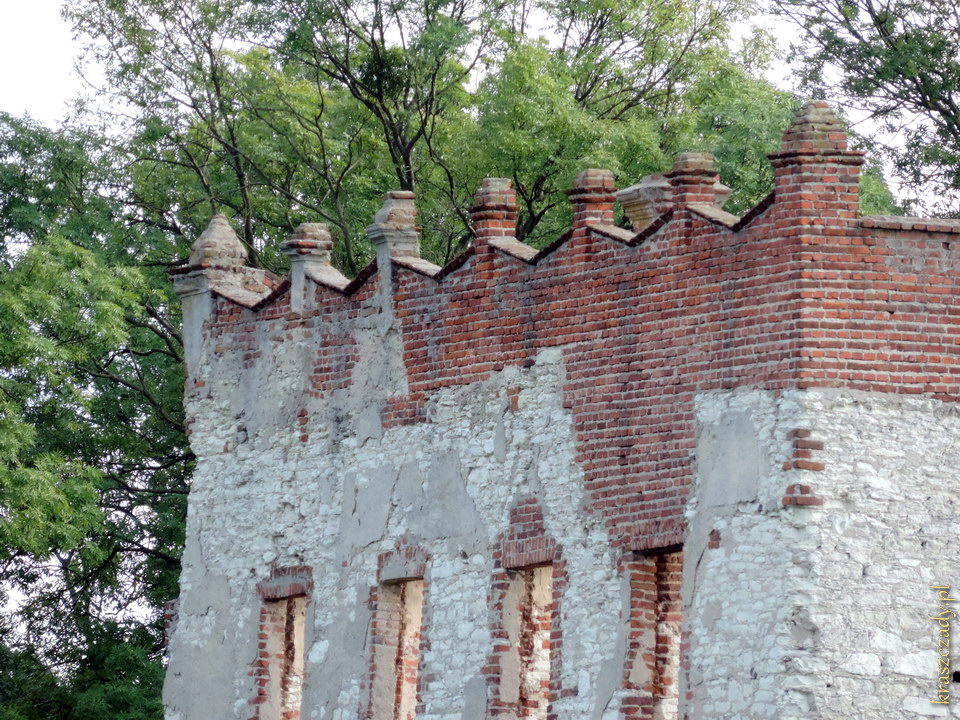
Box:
[0,0,87,126]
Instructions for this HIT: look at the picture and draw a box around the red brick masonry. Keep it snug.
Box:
[175,101,960,550]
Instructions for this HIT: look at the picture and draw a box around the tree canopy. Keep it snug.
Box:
[776,0,960,214]
[0,0,904,717]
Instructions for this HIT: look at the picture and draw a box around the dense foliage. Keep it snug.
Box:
[0,113,185,718]
[776,0,960,213]
[0,0,904,716]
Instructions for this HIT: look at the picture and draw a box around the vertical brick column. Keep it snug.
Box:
[367,580,424,720]
[250,567,313,720]
[171,214,248,386]
[471,178,518,246]
[768,101,865,222]
[470,177,519,278]
[281,223,333,313]
[654,553,682,719]
[623,556,659,720]
[566,169,616,236]
[665,153,722,207]
[485,500,567,720]
[366,190,420,312]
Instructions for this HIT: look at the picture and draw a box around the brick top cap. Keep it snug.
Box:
[281,222,333,259]
[473,177,516,208]
[666,152,717,177]
[367,190,420,258]
[188,213,246,267]
[778,101,848,154]
[568,168,616,195]
[372,190,418,228]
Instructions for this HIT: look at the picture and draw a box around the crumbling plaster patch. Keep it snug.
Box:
[166,345,627,720]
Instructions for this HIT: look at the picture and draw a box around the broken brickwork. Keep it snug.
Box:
[164,103,960,720]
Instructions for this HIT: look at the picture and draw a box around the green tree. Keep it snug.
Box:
[0,113,188,715]
[775,0,960,213]
[0,639,70,720]
[465,39,646,244]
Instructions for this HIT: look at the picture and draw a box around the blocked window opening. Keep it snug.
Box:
[258,596,307,720]
[370,579,424,720]
[624,550,682,720]
[503,564,554,720]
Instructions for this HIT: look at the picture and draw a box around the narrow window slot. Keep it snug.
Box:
[503,564,554,720]
[370,579,424,720]
[259,595,307,720]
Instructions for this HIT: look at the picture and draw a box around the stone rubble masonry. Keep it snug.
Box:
[163,102,960,720]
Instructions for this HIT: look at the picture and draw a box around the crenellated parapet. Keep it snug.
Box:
[177,103,960,511]
[170,101,960,536]
[164,101,960,720]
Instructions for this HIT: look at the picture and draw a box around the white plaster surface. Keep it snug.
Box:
[164,335,625,720]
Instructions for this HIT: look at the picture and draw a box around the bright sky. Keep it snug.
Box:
[0,2,798,121]
[0,0,87,126]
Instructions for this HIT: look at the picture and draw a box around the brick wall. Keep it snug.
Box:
[178,102,960,551]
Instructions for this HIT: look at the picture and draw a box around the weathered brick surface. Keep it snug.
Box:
[184,103,960,548]
[165,102,960,720]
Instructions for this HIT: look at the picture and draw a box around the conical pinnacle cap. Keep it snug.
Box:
[779,101,848,154]
[188,214,246,267]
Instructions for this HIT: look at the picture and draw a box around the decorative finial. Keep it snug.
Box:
[367,191,420,258]
[779,101,848,154]
[473,177,515,207]
[570,168,616,195]
[567,169,617,230]
[188,214,246,267]
[371,190,417,229]
[281,223,334,264]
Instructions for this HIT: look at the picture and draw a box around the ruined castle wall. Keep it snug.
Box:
[164,103,960,720]
[163,328,632,720]
[164,191,818,719]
